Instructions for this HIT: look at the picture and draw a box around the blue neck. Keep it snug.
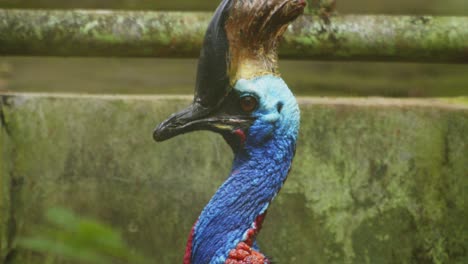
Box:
[191,134,296,263]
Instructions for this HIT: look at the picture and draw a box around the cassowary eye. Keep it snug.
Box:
[240,96,258,113]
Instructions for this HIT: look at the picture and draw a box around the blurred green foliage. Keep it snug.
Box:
[17,208,149,264]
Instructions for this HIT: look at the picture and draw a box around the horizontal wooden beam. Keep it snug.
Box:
[0,9,467,63]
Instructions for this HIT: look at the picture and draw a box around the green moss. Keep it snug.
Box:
[1,10,467,62]
[0,94,467,263]
[282,15,468,62]
[0,10,210,57]
[275,101,468,263]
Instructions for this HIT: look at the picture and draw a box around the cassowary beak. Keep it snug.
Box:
[153,103,210,142]
[153,99,253,142]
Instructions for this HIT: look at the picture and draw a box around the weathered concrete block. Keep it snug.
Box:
[0,94,467,263]
[0,97,10,261]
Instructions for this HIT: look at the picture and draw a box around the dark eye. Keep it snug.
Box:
[240,96,258,112]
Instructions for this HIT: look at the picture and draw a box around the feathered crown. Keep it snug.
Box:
[193,0,305,109]
[226,0,306,84]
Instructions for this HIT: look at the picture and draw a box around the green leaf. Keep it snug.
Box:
[17,208,150,264]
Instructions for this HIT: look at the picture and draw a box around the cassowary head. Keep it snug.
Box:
[154,0,305,150]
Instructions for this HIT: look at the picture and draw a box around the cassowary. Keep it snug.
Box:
[154,0,305,263]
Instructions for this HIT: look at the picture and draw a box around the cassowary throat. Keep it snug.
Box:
[154,1,305,263]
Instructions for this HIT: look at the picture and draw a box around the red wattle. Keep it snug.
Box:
[184,221,198,264]
[234,129,247,145]
[225,212,269,264]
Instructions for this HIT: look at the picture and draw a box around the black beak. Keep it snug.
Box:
[153,98,253,143]
[153,102,210,142]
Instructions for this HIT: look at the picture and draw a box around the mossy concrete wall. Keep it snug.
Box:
[0,93,467,263]
[0,96,11,261]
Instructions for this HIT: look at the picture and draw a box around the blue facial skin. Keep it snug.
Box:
[191,75,300,264]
